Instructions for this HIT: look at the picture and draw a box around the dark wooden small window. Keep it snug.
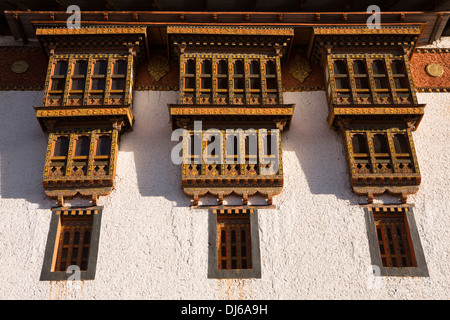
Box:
[352,134,368,154]
[93,60,108,75]
[70,79,86,91]
[373,209,416,268]
[266,60,276,75]
[113,60,127,75]
[393,134,409,154]
[372,60,386,75]
[53,136,69,157]
[391,60,406,75]
[250,60,260,74]
[217,211,252,270]
[185,59,195,74]
[333,60,347,74]
[111,78,126,90]
[266,78,277,91]
[54,214,93,272]
[353,60,366,75]
[217,60,227,74]
[201,59,212,74]
[74,136,90,156]
[73,61,87,76]
[233,60,244,75]
[373,134,389,154]
[91,79,106,91]
[54,61,68,76]
[96,135,111,156]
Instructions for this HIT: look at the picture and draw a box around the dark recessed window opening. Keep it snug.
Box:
[353,60,367,75]
[53,136,69,157]
[250,60,260,74]
[266,60,276,75]
[96,136,111,156]
[74,136,90,156]
[234,60,244,75]
[373,210,416,268]
[333,60,347,74]
[373,134,389,154]
[55,214,93,272]
[372,60,387,75]
[54,61,68,76]
[217,211,252,270]
[201,59,212,74]
[393,134,410,154]
[93,60,108,75]
[217,60,227,74]
[185,59,195,74]
[352,134,368,154]
[113,60,127,75]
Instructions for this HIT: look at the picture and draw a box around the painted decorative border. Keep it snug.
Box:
[167,26,294,36]
[36,27,147,36]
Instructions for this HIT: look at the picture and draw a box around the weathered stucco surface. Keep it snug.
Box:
[0,88,449,299]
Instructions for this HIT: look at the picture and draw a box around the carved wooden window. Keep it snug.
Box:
[69,60,87,100]
[233,59,245,94]
[45,130,115,181]
[40,207,103,281]
[110,60,127,99]
[372,59,389,92]
[53,136,70,157]
[326,54,415,105]
[179,53,281,105]
[48,60,68,100]
[217,210,252,270]
[216,59,228,97]
[347,129,419,177]
[333,60,350,97]
[353,60,370,95]
[265,59,278,94]
[43,54,132,107]
[90,59,107,98]
[391,59,410,96]
[365,206,428,276]
[372,207,416,268]
[249,60,261,95]
[55,213,93,272]
[200,59,212,93]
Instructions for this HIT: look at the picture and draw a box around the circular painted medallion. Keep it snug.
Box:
[425,63,444,77]
[11,60,29,74]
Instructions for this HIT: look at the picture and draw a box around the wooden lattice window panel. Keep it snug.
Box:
[44,130,116,181]
[179,53,282,105]
[326,54,416,105]
[217,209,252,270]
[54,210,94,272]
[372,207,416,268]
[43,53,132,107]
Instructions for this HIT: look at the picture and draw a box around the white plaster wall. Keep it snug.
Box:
[0,88,449,300]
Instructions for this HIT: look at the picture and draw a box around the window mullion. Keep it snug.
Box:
[275,57,283,104]
[212,56,217,104]
[260,56,267,104]
[366,132,378,174]
[386,130,398,174]
[83,56,94,105]
[62,57,74,106]
[366,57,378,103]
[64,133,76,176]
[244,56,250,105]
[195,56,201,104]
[43,55,56,106]
[103,57,113,104]
[228,56,234,105]
[384,57,398,104]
